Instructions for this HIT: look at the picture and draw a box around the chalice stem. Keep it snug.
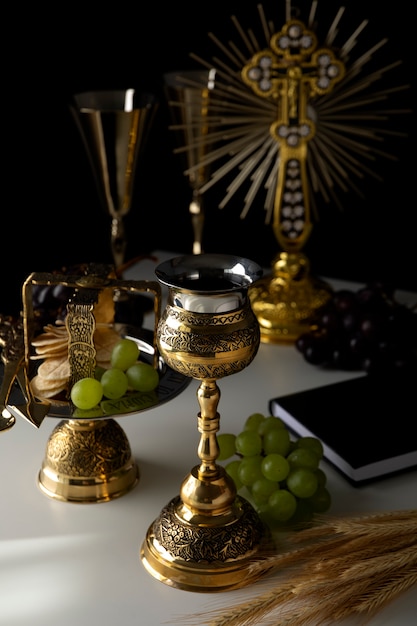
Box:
[190,190,204,255]
[196,379,221,477]
[111,217,127,270]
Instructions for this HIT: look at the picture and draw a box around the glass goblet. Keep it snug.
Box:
[70,89,158,270]
[164,70,216,254]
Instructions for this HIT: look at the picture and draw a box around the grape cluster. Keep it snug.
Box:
[295,283,417,376]
[217,413,331,528]
[71,338,159,411]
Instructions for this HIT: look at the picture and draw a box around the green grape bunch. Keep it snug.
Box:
[217,413,331,528]
[70,337,159,411]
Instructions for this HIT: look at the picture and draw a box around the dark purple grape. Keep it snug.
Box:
[296,331,332,365]
[359,312,387,341]
[332,289,357,313]
[318,309,341,333]
[341,309,360,333]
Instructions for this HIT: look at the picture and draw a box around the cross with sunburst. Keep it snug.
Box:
[169,1,410,342]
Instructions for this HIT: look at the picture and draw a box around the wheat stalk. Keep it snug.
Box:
[178,510,417,626]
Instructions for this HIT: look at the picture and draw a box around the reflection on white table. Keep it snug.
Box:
[1,251,416,626]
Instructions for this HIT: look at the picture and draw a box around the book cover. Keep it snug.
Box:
[269,375,417,484]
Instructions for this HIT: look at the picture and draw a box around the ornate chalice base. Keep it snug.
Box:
[250,251,332,343]
[38,418,139,503]
[141,495,269,592]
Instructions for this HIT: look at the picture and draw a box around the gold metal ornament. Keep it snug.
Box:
[0,315,49,432]
[241,20,344,342]
[141,254,272,592]
[178,2,410,343]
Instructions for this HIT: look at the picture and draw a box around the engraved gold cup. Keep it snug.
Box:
[140,254,271,592]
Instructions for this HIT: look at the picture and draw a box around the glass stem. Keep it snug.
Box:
[111,217,127,270]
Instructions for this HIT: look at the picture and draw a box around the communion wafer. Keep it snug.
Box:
[30,374,68,398]
[37,355,71,381]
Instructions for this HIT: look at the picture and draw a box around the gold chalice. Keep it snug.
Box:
[141,254,271,592]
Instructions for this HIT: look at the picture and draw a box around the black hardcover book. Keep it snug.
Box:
[269,375,417,484]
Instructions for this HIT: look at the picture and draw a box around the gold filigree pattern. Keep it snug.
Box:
[66,301,97,388]
[152,496,264,562]
[157,301,260,380]
[163,307,247,328]
[44,419,132,477]
[161,355,255,381]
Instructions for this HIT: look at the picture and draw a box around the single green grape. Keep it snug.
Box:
[70,377,103,410]
[225,459,243,490]
[261,453,290,482]
[296,436,324,460]
[263,427,291,456]
[308,486,332,513]
[268,488,298,521]
[258,415,286,436]
[237,455,264,486]
[126,362,159,392]
[217,433,237,461]
[101,368,129,400]
[243,412,266,431]
[287,447,320,470]
[235,430,262,457]
[287,467,319,498]
[110,338,140,370]
[251,477,279,504]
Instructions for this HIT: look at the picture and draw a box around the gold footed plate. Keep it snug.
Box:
[4,326,190,504]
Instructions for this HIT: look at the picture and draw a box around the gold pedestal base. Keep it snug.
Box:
[38,418,139,503]
[141,494,270,592]
[250,251,332,343]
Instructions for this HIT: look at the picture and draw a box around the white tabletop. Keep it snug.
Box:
[1,251,416,626]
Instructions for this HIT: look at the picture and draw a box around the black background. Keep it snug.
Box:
[2,0,415,316]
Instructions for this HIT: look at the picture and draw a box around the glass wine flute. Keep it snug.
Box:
[70,89,158,270]
[164,70,216,254]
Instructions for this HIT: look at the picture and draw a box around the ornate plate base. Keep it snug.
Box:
[38,418,139,503]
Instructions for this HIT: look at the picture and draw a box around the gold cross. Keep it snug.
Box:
[242,19,345,252]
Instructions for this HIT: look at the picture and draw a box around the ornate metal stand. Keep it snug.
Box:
[249,251,332,342]
[241,19,344,342]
